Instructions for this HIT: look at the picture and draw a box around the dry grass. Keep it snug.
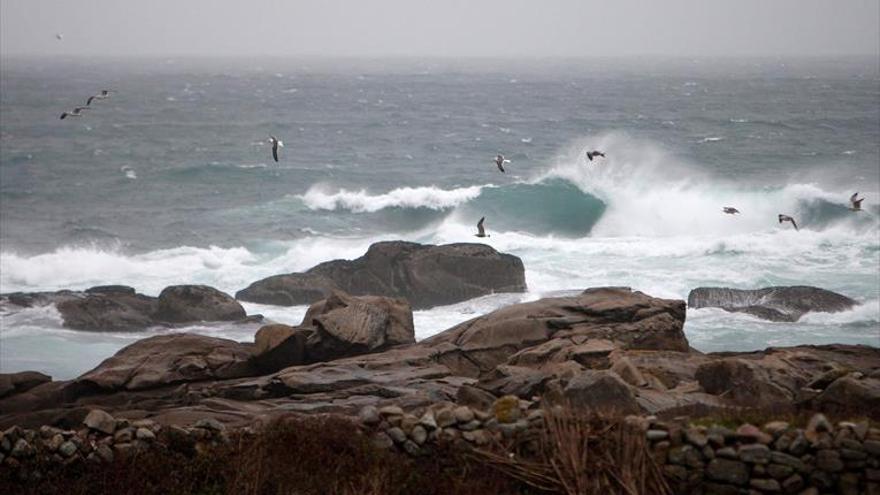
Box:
[0,414,524,495]
[471,405,671,495]
[8,402,865,495]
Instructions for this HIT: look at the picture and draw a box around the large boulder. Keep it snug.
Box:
[154,285,246,323]
[4,284,250,332]
[302,291,415,360]
[74,334,257,392]
[424,287,688,377]
[812,376,880,414]
[695,358,795,406]
[249,291,416,372]
[687,286,857,322]
[236,241,526,309]
[231,273,337,307]
[563,370,641,414]
[251,324,310,373]
[56,286,157,331]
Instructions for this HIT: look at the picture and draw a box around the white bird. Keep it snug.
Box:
[778,214,799,231]
[475,217,490,238]
[494,154,510,173]
[268,135,284,162]
[86,90,113,106]
[60,107,89,119]
[850,192,865,212]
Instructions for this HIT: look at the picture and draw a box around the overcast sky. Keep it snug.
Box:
[2,0,878,58]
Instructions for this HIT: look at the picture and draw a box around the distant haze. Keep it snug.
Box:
[1,0,878,58]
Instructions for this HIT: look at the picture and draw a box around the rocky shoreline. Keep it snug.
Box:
[1,242,876,493]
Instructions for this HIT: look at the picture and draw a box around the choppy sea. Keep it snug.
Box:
[1,56,878,379]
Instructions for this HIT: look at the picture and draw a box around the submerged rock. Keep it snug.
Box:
[236,241,526,309]
[687,286,857,322]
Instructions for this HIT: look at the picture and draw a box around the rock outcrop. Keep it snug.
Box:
[56,286,158,331]
[2,287,879,436]
[250,291,416,372]
[251,324,309,374]
[1,284,250,332]
[153,285,246,323]
[73,334,257,392]
[424,286,689,377]
[303,291,415,361]
[687,286,857,322]
[236,241,526,309]
[0,372,52,399]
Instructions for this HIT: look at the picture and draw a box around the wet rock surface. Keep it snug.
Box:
[236,241,527,309]
[1,286,878,486]
[1,284,251,332]
[688,286,858,322]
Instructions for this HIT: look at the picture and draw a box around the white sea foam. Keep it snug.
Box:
[2,133,877,379]
[298,184,487,213]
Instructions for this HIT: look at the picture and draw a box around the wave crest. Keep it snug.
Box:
[298,184,486,213]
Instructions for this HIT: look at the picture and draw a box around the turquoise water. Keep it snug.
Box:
[1,57,878,378]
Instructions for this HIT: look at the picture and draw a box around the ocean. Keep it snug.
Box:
[1,56,878,380]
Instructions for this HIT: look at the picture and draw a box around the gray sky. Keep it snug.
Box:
[2,0,878,58]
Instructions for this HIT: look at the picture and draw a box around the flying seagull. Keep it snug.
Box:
[55,33,63,41]
[586,150,606,161]
[268,135,283,162]
[850,192,864,212]
[494,154,510,173]
[778,214,799,231]
[60,107,89,119]
[722,207,740,215]
[475,217,490,238]
[86,90,113,106]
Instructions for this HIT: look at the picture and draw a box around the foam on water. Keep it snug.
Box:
[298,184,486,213]
[2,134,878,379]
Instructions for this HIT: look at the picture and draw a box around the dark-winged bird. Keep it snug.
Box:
[850,192,865,212]
[268,135,284,162]
[475,217,490,238]
[586,150,606,161]
[86,90,113,105]
[778,214,798,231]
[60,107,88,119]
[494,154,510,173]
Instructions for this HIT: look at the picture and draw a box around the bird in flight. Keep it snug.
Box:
[60,107,89,119]
[475,217,490,238]
[849,192,864,212]
[778,214,798,231]
[722,207,740,215]
[268,135,284,162]
[586,150,606,162]
[87,90,113,106]
[55,33,63,41]
[494,154,510,173]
